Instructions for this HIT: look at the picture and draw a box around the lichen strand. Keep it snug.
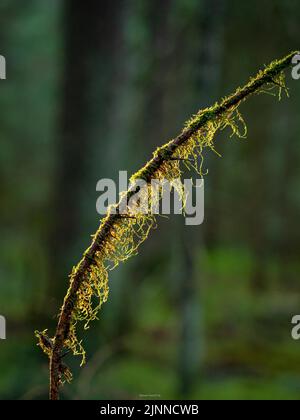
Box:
[35,329,53,358]
[63,209,157,365]
[35,329,73,384]
[175,71,287,175]
[44,55,292,375]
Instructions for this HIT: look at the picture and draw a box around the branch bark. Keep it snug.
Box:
[49,51,297,400]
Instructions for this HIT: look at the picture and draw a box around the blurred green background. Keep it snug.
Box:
[1,0,300,400]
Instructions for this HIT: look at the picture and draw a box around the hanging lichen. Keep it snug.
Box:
[35,51,297,399]
[63,75,286,364]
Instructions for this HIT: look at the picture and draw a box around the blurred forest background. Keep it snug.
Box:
[1,0,300,400]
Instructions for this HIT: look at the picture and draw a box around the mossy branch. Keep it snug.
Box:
[36,51,297,400]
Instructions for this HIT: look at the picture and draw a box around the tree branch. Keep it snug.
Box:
[45,51,297,400]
